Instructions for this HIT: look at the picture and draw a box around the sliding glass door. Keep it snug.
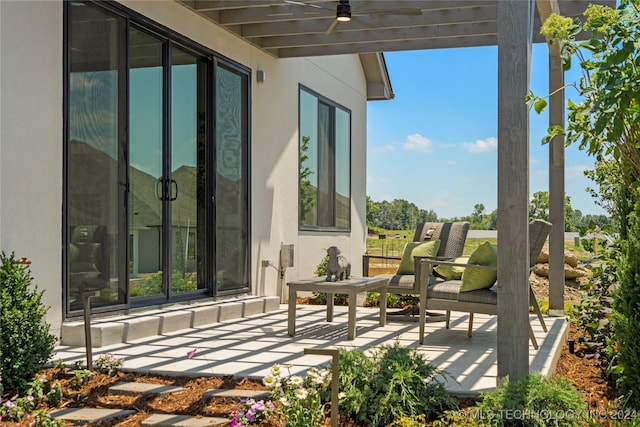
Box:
[128,29,207,301]
[65,1,249,316]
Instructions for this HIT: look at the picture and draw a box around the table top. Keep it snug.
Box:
[287,276,388,293]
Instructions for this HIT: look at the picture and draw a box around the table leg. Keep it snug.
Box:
[288,286,296,336]
[347,292,356,340]
[379,287,387,326]
[326,293,334,322]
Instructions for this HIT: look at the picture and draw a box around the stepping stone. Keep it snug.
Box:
[142,413,228,426]
[50,407,135,424]
[203,388,270,400]
[110,381,186,396]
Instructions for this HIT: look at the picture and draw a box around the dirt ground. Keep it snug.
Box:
[0,274,619,427]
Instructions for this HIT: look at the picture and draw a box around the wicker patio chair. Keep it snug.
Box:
[417,219,551,348]
[363,221,470,320]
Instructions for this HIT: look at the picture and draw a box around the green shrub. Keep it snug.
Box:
[614,196,640,408]
[475,374,586,427]
[0,252,57,392]
[365,291,402,308]
[336,343,455,427]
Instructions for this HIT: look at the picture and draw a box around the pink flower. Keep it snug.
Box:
[186,348,197,359]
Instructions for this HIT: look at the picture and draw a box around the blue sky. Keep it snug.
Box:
[366,44,607,219]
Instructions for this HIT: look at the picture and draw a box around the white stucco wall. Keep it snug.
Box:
[0,1,64,336]
[0,0,368,336]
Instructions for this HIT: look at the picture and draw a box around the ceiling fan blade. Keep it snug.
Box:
[283,0,323,8]
[325,18,339,35]
[354,8,422,16]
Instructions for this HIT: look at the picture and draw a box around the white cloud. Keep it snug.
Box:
[444,160,457,165]
[402,133,433,153]
[463,137,497,153]
[566,164,589,179]
[373,144,395,153]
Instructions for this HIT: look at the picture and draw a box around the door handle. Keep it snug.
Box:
[156,179,164,201]
[169,179,178,201]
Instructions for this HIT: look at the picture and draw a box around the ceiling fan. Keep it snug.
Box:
[283,0,422,35]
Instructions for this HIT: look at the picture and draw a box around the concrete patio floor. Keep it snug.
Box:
[52,304,568,397]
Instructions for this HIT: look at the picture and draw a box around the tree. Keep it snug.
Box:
[529,191,550,222]
[534,1,640,407]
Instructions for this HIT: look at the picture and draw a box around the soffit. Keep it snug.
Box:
[176,0,615,59]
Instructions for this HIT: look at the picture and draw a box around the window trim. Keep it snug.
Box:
[298,84,352,232]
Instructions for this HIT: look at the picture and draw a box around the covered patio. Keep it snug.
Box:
[172,0,613,382]
[53,303,567,396]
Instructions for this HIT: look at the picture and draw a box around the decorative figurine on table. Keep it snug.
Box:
[326,246,351,281]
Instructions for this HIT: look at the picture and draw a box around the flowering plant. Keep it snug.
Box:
[229,398,275,426]
[94,353,124,376]
[263,364,330,427]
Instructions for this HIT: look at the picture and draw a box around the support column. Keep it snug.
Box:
[548,48,566,316]
[497,0,534,384]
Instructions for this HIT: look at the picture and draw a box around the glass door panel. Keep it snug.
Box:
[170,47,202,294]
[67,2,125,312]
[215,64,249,292]
[129,27,164,298]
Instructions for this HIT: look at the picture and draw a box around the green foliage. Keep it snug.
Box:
[534,2,640,408]
[367,198,438,231]
[0,373,63,426]
[336,343,456,427]
[0,252,57,392]
[94,353,124,376]
[573,228,619,370]
[613,194,640,408]
[365,291,402,308]
[475,374,587,427]
[392,413,428,427]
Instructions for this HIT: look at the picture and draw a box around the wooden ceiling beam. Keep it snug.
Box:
[256,21,498,49]
[241,5,498,37]
[273,34,499,57]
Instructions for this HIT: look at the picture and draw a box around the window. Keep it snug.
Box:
[299,86,351,230]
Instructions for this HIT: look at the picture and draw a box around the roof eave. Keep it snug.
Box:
[359,52,394,101]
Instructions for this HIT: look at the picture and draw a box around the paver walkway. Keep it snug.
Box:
[50,380,269,426]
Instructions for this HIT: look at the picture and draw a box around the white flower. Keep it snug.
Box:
[270,364,282,376]
[295,388,309,399]
[338,392,346,399]
[279,396,290,406]
[289,375,303,387]
[263,374,277,388]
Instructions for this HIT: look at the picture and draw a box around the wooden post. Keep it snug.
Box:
[304,348,339,427]
[497,0,534,384]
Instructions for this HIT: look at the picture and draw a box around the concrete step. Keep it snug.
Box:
[49,407,136,425]
[61,296,280,347]
[142,414,229,426]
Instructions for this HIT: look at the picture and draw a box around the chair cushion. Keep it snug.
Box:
[460,241,497,292]
[457,285,498,305]
[383,273,442,293]
[427,280,462,300]
[396,240,440,275]
[434,256,469,280]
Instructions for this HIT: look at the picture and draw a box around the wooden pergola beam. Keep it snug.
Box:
[497,0,534,383]
[537,0,566,316]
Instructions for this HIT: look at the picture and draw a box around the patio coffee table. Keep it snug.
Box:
[287,276,388,340]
